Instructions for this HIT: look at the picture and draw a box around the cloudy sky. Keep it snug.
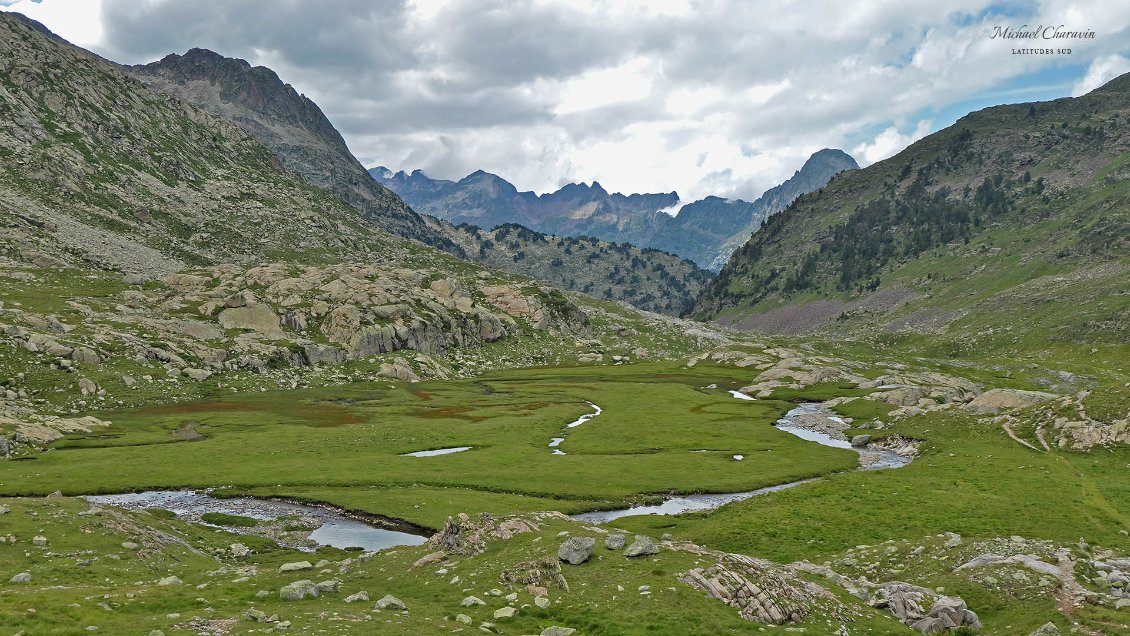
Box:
[4,0,1130,202]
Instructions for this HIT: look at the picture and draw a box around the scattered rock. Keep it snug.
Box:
[850,435,871,447]
[279,580,317,601]
[279,561,313,573]
[623,535,659,558]
[10,572,32,584]
[604,534,625,550]
[230,543,250,558]
[461,596,486,607]
[120,542,139,550]
[455,614,473,625]
[374,594,406,610]
[557,536,596,565]
[31,535,48,546]
[1028,623,1060,636]
[492,606,517,620]
[344,591,369,603]
[535,596,551,609]
[157,576,181,586]
[541,628,577,636]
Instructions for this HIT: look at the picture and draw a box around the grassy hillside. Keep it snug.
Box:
[694,74,1130,356]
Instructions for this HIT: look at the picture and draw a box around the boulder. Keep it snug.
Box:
[157,576,181,586]
[557,536,596,565]
[604,534,626,550]
[230,543,250,558]
[70,347,102,365]
[279,561,313,573]
[10,571,32,583]
[1028,623,1060,636]
[279,580,317,601]
[966,389,1057,414]
[460,596,486,607]
[314,579,340,594]
[344,591,369,603]
[623,535,659,558]
[374,594,406,610]
[493,607,517,620]
[217,304,284,338]
[851,434,871,447]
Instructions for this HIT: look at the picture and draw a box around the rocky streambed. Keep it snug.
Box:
[576,396,917,523]
[85,490,427,552]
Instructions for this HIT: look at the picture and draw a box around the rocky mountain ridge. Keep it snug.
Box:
[372,148,857,269]
[130,47,710,315]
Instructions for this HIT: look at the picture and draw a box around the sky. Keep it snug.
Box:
[3,0,1130,204]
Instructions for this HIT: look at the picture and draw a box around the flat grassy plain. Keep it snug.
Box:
[2,359,1127,634]
[0,362,859,527]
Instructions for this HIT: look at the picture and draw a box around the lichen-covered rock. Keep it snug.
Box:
[623,535,659,558]
[557,536,596,565]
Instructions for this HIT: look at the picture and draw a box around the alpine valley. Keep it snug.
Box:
[0,10,1128,636]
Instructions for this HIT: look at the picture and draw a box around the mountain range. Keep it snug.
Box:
[371,148,858,270]
[124,46,710,315]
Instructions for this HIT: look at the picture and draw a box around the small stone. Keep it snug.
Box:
[461,596,486,607]
[157,576,181,586]
[535,596,551,609]
[344,591,369,603]
[230,543,250,557]
[455,613,473,625]
[504,592,518,602]
[275,621,291,630]
[31,536,47,546]
[243,608,268,622]
[479,623,499,634]
[10,572,32,584]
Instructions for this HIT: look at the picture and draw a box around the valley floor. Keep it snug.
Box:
[1,348,1128,635]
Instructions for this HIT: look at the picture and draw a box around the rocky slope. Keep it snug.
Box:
[445,223,711,316]
[694,74,1130,353]
[0,12,416,277]
[372,148,857,269]
[130,47,710,315]
[128,48,458,254]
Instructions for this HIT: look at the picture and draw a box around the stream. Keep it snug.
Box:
[84,490,427,553]
[549,401,602,455]
[574,396,914,524]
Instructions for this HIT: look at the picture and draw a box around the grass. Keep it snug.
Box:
[199,511,259,527]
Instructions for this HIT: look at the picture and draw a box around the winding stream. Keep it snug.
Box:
[84,490,427,552]
[548,401,602,455]
[574,397,913,524]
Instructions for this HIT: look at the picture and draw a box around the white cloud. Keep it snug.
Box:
[10,0,1130,202]
[3,0,101,44]
[1072,54,1130,96]
[554,57,655,115]
[853,120,932,165]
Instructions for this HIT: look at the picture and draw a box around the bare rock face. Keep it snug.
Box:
[863,582,982,633]
[482,286,550,330]
[217,304,284,339]
[966,389,1057,414]
[678,553,814,625]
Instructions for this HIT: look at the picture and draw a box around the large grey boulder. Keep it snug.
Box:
[279,580,318,601]
[604,534,626,550]
[623,535,659,558]
[557,536,596,565]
